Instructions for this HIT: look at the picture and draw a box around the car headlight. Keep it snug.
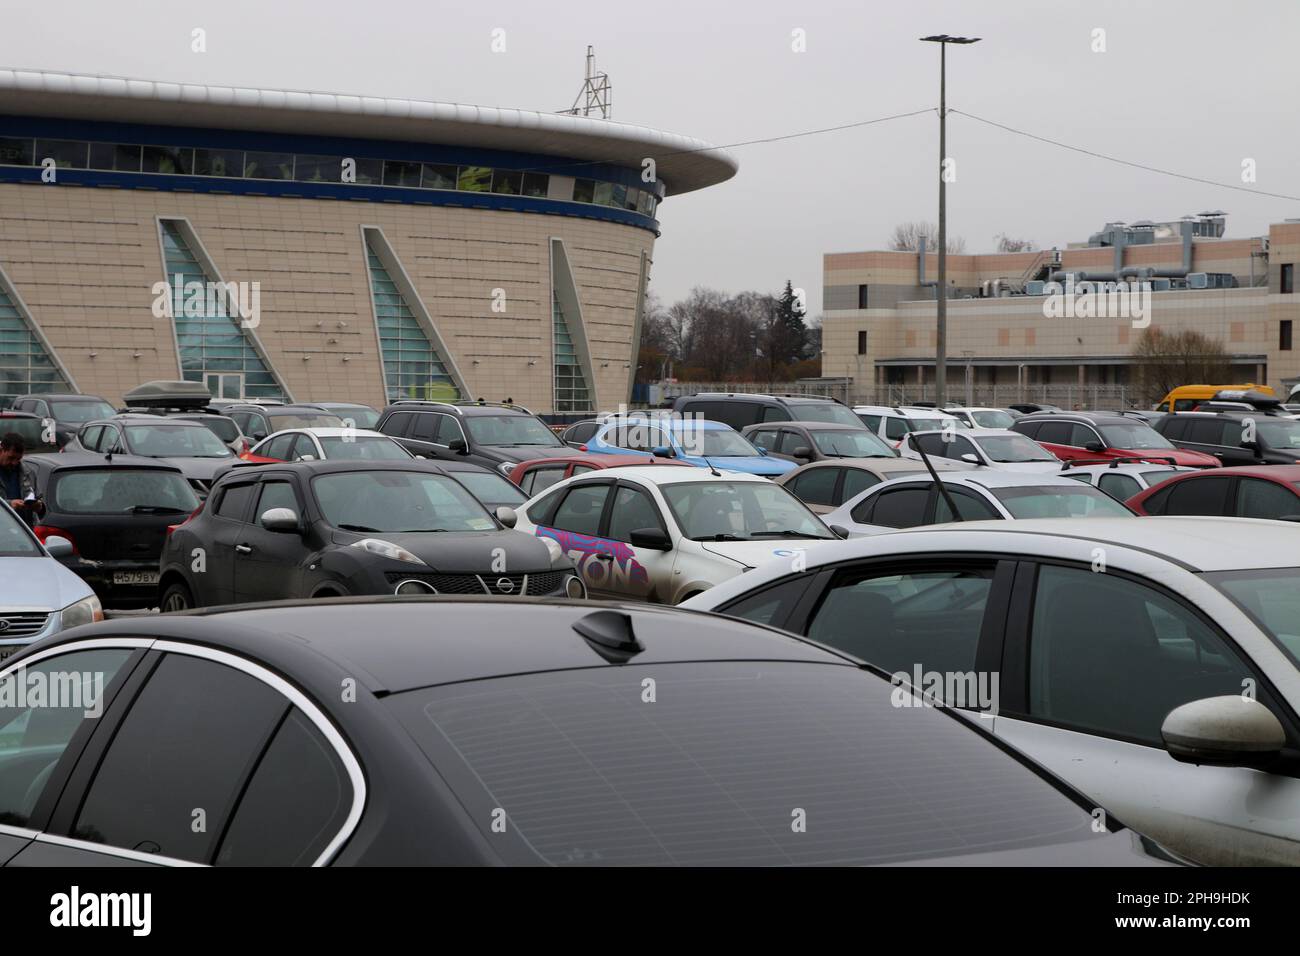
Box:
[498,462,517,477]
[60,594,104,629]
[541,536,565,564]
[349,538,427,566]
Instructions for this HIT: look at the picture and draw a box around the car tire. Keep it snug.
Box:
[160,580,196,613]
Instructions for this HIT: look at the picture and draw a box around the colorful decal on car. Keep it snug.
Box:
[537,527,649,589]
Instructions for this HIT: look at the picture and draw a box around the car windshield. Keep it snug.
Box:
[191,417,240,443]
[991,485,1135,519]
[1099,423,1174,449]
[312,470,496,533]
[318,436,411,460]
[673,427,760,458]
[53,399,115,423]
[790,403,864,427]
[970,409,1015,429]
[0,504,40,556]
[465,414,563,447]
[1206,569,1300,664]
[661,480,833,541]
[124,424,232,458]
[267,413,344,431]
[0,417,56,452]
[52,469,199,515]
[976,434,1057,463]
[449,470,527,507]
[1256,420,1300,450]
[811,429,896,458]
[386,660,1103,865]
[331,408,380,429]
[907,417,952,432]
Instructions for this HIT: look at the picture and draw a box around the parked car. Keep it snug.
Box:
[940,406,1019,430]
[558,419,603,447]
[410,459,529,512]
[1154,409,1300,466]
[1155,383,1274,412]
[223,404,344,444]
[683,516,1300,865]
[511,452,691,497]
[513,466,839,604]
[900,428,1061,473]
[852,405,964,444]
[670,392,865,430]
[1010,411,1220,468]
[0,598,1177,865]
[21,452,200,609]
[9,393,115,447]
[243,427,412,463]
[775,457,972,515]
[1007,402,1062,414]
[0,410,59,453]
[740,421,897,465]
[376,400,573,476]
[64,414,235,497]
[300,402,381,430]
[1058,459,1192,500]
[168,411,249,455]
[586,418,795,477]
[822,470,1134,536]
[158,460,581,609]
[0,499,102,661]
[1126,464,1300,520]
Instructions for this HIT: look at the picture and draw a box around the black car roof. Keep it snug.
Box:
[210,458,469,487]
[230,404,340,414]
[40,597,854,696]
[24,451,185,472]
[1018,412,1131,425]
[749,420,864,431]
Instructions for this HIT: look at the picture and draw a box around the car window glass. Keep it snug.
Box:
[933,488,1001,522]
[263,433,296,459]
[807,566,995,694]
[287,434,317,461]
[74,653,288,863]
[1162,476,1232,516]
[81,425,103,451]
[840,469,881,504]
[884,417,909,441]
[379,412,412,438]
[215,708,351,866]
[0,649,134,827]
[606,486,665,542]
[411,413,443,442]
[1159,418,1188,440]
[860,486,929,528]
[523,466,566,496]
[1097,474,1141,500]
[1236,478,1300,520]
[791,468,839,507]
[749,429,779,452]
[1028,565,1251,745]
[1187,419,1227,445]
[256,481,299,517]
[721,575,814,628]
[760,406,788,423]
[858,414,881,431]
[570,465,595,476]
[215,482,257,521]
[1035,422,1072,445]
[550,484,611,536]
[435,415,464,445]
[1068,424,1099,447]
[525,487,565,525]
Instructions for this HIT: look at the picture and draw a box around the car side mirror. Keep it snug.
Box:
[829,524,850,539]
[44,535,74,558]
[297,454,316,462]
[1084,441,1105,453]
[449,438,468,454]
[652,445,675,459]
[792,446,812,460]
[629,527,673,551]
[960,453,980,464]
[495,505,518,529]
[260,507,301,533]
[1161,695,1285,766]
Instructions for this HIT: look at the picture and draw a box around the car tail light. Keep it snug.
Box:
[33,525,77,554]
[167,501,205,536]
[578,444,588,452]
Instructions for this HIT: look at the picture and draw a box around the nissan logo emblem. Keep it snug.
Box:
[496,578,516,594]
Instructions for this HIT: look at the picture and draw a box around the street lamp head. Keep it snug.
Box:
[920,35,981,44]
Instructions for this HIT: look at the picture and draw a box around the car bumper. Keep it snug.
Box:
[381,568,584,598]
[63,558,161,610]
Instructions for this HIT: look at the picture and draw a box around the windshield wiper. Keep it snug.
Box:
[691,533,749,542]
[750,530,830,539]
[130,505,189,514]
[338,523,382,533]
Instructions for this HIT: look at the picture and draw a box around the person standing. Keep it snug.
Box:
[0,432,44,526]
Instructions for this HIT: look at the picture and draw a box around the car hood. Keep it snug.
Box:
[0,555,94,610]
[333,528,561,572]
[697,537,837,569]
[680,455,794,476]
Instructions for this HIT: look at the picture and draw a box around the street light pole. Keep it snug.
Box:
[921,34,980,407]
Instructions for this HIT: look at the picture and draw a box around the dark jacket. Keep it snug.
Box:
[0,463,43,525]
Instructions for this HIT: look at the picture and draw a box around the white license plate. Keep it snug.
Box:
[113,571,159,586]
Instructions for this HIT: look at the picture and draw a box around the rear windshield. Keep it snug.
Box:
[124,424,231,458]
[52,469,200,515]
[449,470,527,506]
[790,403,864,427]
[330,408,380,429]
[318,436,410,461]
[192,417,240,443]
[388,662,1101,866]
[268,413,344,431]
[52,399,115,423]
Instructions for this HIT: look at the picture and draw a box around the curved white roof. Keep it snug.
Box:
[0,67,737,196]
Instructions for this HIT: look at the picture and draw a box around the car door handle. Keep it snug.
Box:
[595,553,614,561]
[235,544,253,555]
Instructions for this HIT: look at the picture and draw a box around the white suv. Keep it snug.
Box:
[853,405,964,445]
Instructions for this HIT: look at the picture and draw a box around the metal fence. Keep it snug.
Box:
[651,380,1143,411]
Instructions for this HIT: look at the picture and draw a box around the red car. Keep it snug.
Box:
[1010,412,1220,468]
[1127,464,1300,519]
[511,452,690,496]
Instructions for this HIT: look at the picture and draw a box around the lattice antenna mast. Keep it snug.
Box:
[561,46,611,119]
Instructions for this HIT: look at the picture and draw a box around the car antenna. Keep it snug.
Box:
[702,456,722,477]
[911,432,962,522]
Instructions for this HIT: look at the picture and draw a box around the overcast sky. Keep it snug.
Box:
[4,0,1299,316]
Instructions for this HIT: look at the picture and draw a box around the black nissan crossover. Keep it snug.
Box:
[157,460,581,608]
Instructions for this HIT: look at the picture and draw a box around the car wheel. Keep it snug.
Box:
[160,580,195,613]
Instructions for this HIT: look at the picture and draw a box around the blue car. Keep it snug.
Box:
[586,418,796,477]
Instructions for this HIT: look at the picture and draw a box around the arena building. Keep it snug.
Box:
[0,68,736,414]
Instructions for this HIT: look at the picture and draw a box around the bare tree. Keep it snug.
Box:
[1131,328,1233,403]
[889,221,966,254]
[994,233,1038,253]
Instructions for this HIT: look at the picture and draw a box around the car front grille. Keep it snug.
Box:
[385,571,563,596]
[0,611,51,638]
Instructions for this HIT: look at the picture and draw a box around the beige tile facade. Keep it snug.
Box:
[0,181,653,413]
